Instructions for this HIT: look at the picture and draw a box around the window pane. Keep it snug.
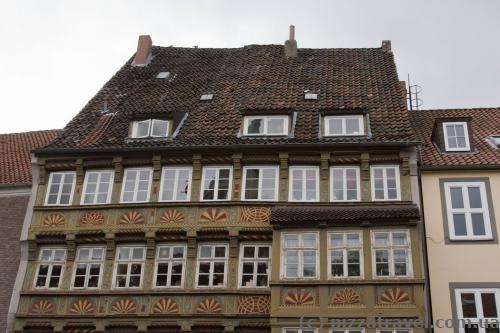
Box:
[461,293,477,318]
[453,214,467,236]
[247,119,263,134]
[258,247,270,258]
[268,118,285,134]
[172,247,184,258]
[200,246,212,258]
[346,118,360,134]
[151,120,168,137]
[243,246,255,258]
[214,246,226,258]
[302,234,317,247]
[132,248,144,260]
[329,118,343,134]
[374,233,389,247]
[482,293,498,317]
[136,120,150,137]
[346,233,360,247]
[450,187,465,208]
[331,233,343,248]
[468,187,483,209]
[285,234,299,248]
[392,232,408,246]
[471,213,486,236]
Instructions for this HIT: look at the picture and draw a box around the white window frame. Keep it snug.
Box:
[454,288,500,333]
[243,115,289,136]
[443,122,470,151]
[131,119,170,138]
[159,166,192,202]
[242,165,279,201]
[282,328,318,333]
[80,170,114,205]
[71,246,105,290]
[153,244,186,289]
[195,244,229,288]
[371,230,412,279]
[331,330,366,333]
[288,166,319,202]
[376,330,412,333]
[238,244,272,288]
[44,171,76,206]
[112,245,146,289]
[328,231,363,279]
[324,115,365,136]
[33,248,66,289]
[200,166,233,201]
[280,232,320,280]
[330,166,361,202]
[370,165,401,201]
[443,181,493,240]
[120,167,153,203]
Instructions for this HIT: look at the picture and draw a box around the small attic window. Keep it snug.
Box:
[200,94,214,101]
[324,115,365,136]
[131,119,170,138]
[243,115,289,136]
[304,92,318,100]
[443,122,470,151]
[156,72,171,79]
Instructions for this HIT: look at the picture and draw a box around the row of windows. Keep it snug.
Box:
[130,115,365,139]
[34,230,412,290]
[128,118,475,155]
[46,165,401,205]
[35,244,269,290]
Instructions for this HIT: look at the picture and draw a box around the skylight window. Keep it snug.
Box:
[304,92,318,100]
[487,135,500,150]
[131,119,170,138]
[200,94,214,101]
[243,115,289,136]
[156,72,171,79]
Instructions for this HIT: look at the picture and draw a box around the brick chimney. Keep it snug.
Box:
[381,40,392,52]
[284,25,298,58]
[132,35,153,67]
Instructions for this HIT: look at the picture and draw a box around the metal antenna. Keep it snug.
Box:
[407,74,423,111]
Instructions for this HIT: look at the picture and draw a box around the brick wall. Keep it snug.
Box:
[0,195,29,332]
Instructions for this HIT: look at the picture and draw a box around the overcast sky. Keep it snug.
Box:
[0,0,499,133]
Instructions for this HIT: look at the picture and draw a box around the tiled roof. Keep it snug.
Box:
[270,204,420,226]
[0,130,59,185]
[40,44,416,152]
[409,108,500,167]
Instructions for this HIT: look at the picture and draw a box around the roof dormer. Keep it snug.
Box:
[431,117,473,153]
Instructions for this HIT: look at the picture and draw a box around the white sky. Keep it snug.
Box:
[0,0,499,133]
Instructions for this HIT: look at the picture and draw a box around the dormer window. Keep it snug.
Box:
[243,116,289,136]
[443,122,470,151]
[324,115,364,136]
[131,119,170,138]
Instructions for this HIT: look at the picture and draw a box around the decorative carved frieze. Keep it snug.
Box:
[237,296,270,314]
[239,207,270,224]
[377,287,412,305]
[151,298,179,314]
[196,298,221,314]
[159,209,185,224]
[68,299,96,315]
[119,211,145,225]
[42,214,65,228]
[200,208,228,223]
[79,212,105,226]
[110,299,137,314]
[30,300,55,314]
[330,288,362,305]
